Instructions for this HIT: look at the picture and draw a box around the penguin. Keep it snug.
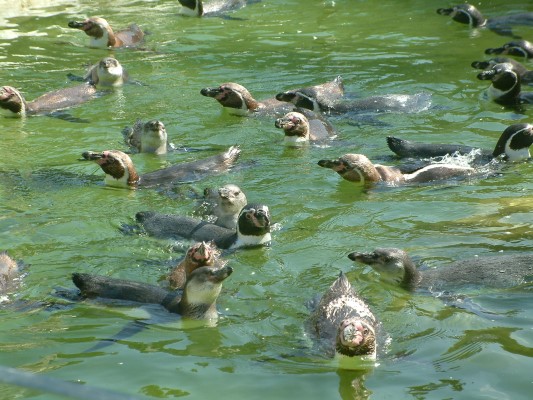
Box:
[485,40,533,59]
[477,62,533,106]
[177,0,260,18]
[317,153,474,185]
[274,110,336,145]
[72,264,233,320]
[81,146,240,189]
[0,58,125,117]
[135,203,272,249]
[437,4,533,37]
[275,88,431,116]
[201,184,248,229]
[0,252,21,294]
[471,57,533,85]
[122,120,170,155]
[67,17,144,48]
[386,123,533,163]
[167,241,222,290]
[200,77,344,117]
[306,272,377,360]
[348,248,533,292]
[84,57,129,87]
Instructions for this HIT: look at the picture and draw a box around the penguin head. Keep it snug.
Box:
[437,4,486,27]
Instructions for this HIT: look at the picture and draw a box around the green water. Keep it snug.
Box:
[1,0,533,399]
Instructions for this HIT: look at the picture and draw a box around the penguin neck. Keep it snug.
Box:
[399,257,422,291]
[232,231,271,249]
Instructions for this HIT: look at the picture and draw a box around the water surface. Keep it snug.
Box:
[0,0,532,399]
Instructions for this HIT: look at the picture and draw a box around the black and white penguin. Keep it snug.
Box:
[84,57,129,87]
[177,0,260,17]
[485,40,533,59]
[135,203,271,249]
[275,87,431,116]
[68,17,144,48]
[306,272,377,360]
[122,120,170,155]
[317,153,474,185]
[477,62,533,106]
[437,4,533,37]
[348,248,533,292]
[200,77,344,117]
[274,110,336,145]
[387,123,533,163]
[81,146,240,189]
[471,57,533,85]
[72,264,233,320]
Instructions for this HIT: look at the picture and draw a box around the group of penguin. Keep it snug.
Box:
[2,1,533,365]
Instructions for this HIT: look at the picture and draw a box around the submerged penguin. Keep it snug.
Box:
[0,57,125,117]
[471,57,533,85]
[201,184,248,229]
[317,153,474,185]
[177,0,260,17]
[167,241,222,290]
[68,17,144,48]
[437,4,533,37]
[81,146,240,189]
[477,62,533,106]
[135,203,271,249]
[348,248,533,292]
[274,110,336,145]
[485,40,533,59]
[122,120,170,155]
[72,264,233,320]
[275,87,431,116]
[387,123,533,163]
[200,77,344,117]
[306,272,377,361]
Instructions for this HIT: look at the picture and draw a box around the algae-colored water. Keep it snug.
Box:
[0,0,532,399]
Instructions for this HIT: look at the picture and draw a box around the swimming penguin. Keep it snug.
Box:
[0,57,125,117]
[348,248,533,292]
[485,40,533,59]
[471,57,533,85]
[84,57,128,87]
[274,110,336,145]
[437,4,533,37]
[387,123,533,163]
[306,272,377,360]
[122,120,169,155]
[167,241,222,290]
[477,62,533,106]
[0,252,20,294]
[275,88,431,116]
[135,203,271,249]
[72,264,233,320]
[317,153,474,184]
[81,146,240,189]
[67,17,144,48]
[202,184,248,229]
[177,0,259,17]
[200,77,344,117]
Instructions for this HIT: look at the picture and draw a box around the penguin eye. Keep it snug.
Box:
[363,329,369,336]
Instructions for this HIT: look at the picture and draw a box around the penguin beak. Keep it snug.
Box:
[436,8,453,16]
[317,159,342,169]
[485,47,505,55]
[68,20,88,30]
[477,69,496,80]
[81,151,104,161]
[200,87,223,98]
[275,91,295,102]
[210,265,233,283]
[347,251,374,263]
